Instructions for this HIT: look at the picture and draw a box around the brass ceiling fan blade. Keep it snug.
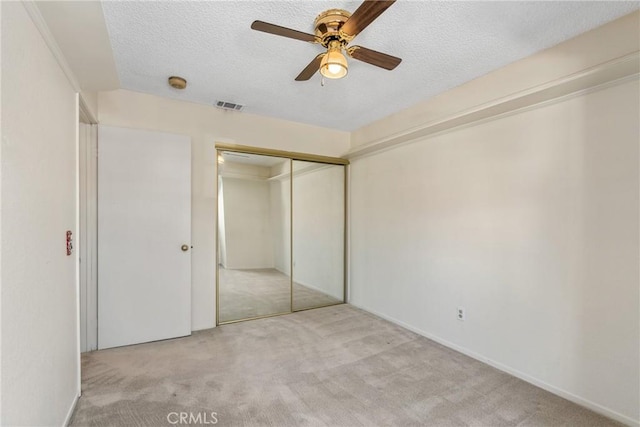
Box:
[295,54,325,81]
[348,46,401,70]
[251,20,317,43]
[340,0,396,39]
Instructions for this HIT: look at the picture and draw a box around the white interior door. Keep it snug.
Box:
[98,125,191,349]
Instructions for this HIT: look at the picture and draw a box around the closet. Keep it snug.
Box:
[216,144,347,324]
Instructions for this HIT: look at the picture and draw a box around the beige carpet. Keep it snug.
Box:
[70,305,619,427]
[219,267,342,322]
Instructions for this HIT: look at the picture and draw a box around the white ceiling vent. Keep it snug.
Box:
[215,101,244,111]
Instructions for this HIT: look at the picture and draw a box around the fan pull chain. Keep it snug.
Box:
[321,76,325,87]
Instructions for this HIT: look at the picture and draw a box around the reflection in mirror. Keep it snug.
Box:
[292,161,345,311]
[217,152,291,323]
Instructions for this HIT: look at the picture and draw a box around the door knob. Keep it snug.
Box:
[181,244,190,252]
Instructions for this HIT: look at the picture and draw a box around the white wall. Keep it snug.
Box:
[98,89,350,330]
[80,91,98,122]
[349,79,639,424]
[78,123,98,353]
[270,177,291,275]
[1,2,79,425]
[221,177,273,269]
[293,162,345,300]
[217,178,227,268]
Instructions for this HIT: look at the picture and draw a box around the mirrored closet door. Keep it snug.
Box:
[217,152,291,323]
[216,146,347,325]
[292,161,345,311]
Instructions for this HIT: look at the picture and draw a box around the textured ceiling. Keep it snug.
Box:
[102,1,638,131]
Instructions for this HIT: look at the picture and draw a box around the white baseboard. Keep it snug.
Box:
[63,392,80,427]
[348,301,639,427]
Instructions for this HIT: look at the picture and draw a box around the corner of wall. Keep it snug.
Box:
[79,91,98,124]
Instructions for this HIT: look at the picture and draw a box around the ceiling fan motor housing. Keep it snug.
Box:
[314,9,352,47]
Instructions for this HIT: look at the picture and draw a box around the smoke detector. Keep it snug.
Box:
[215,101,244,112]
[168,76,187,90]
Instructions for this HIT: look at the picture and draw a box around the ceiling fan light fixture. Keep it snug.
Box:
[320,42,348,79]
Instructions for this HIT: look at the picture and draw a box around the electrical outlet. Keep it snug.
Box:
[457,307,466,321]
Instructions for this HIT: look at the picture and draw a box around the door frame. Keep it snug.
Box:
[78,104,98,353]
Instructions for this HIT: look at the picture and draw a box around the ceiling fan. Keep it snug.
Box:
[251,0,401,81]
